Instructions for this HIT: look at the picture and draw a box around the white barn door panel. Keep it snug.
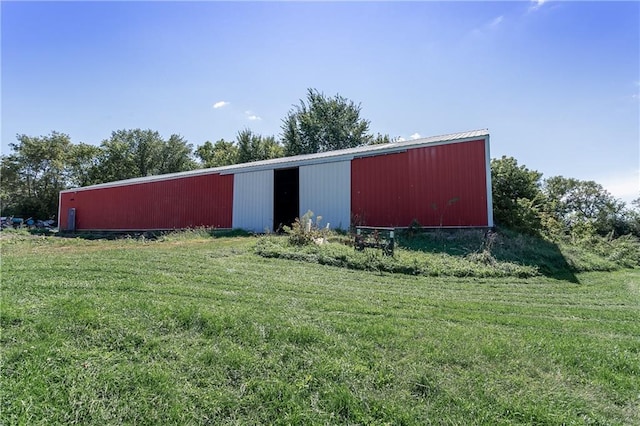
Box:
[232,170,274,232]
[299,161,351,230]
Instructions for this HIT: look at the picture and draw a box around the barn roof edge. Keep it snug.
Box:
[60,129,489,193]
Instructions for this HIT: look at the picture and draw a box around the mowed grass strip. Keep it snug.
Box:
[1,234,639,425]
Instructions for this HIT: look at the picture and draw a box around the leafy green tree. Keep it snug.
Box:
[1,132,73,218]
[66,143,102,187]
[259,136,284,161]
[613,198,640,238]
[281,88,372,155]
[543,176,626,236]
[93,129,196,183]
[1,129,197,218]
[123,129,163,177]
[159,134,197,174]
[627,198,640,237]
[370,133,396,145]
[196,139,239,168]
[93,137,137,182]
[236,129,284,164]
[0,155,21,215]
[490,156,544,234]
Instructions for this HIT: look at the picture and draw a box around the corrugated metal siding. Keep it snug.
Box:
[58,173,233,231]
[299,161,351,230]
[232,170,273,232]
[351,139,489,227]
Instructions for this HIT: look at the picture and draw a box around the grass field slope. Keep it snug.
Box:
[2,231,639,425]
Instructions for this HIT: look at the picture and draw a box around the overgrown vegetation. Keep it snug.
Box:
[257,226,639,280]
[256,233,539,278]
[2,233,639,424]
[486,155,640,282]
[491,156,640,240]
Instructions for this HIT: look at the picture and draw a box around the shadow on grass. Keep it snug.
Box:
[397,229,580,283]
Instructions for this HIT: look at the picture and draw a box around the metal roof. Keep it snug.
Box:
[61,129,489,193]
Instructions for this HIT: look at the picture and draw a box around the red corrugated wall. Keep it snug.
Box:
[351,139,488,227]
[59,173,233,231]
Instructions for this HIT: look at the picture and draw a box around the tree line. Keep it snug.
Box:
[1,89,388,219]
[491,156,640,239]
[2,88,639,240]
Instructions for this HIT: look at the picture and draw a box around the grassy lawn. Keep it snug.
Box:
[2,233,639,425]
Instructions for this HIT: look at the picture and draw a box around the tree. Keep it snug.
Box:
[490,156,544,234]
[159,134,197,174]
[0,129,197,219]
[543,176,626,236]
[0,155,22,216]
[627,198,640,237]
[258,135,284,161]
[66,143,102,188]
[119,129,163,177]
[237,129,260,164]
[281,88,372,156]
[93,136,138,183]
[236,129,284,164]
[1,132,73,218]
[370,133,397,145]
[196,139,239,168]
[93,129,196,183]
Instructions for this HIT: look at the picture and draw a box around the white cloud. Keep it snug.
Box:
[471,15,505,37]
[213,101,229,109]
[410,133,421,140]
[245,110,262,121]
[489,15,504,28]
[397,137,406,142]
[529,0,548,12]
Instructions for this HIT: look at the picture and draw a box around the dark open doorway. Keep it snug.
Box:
[274,168,299,231]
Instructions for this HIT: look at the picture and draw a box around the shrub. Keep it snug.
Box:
[283,210,328,246]
[255,234,539,278]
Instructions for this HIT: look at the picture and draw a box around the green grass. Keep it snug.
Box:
[2,232,639,425]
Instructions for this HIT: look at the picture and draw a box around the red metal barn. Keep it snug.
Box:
[58,129,493,232]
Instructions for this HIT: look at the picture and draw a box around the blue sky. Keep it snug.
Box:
[2,1,639,203]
